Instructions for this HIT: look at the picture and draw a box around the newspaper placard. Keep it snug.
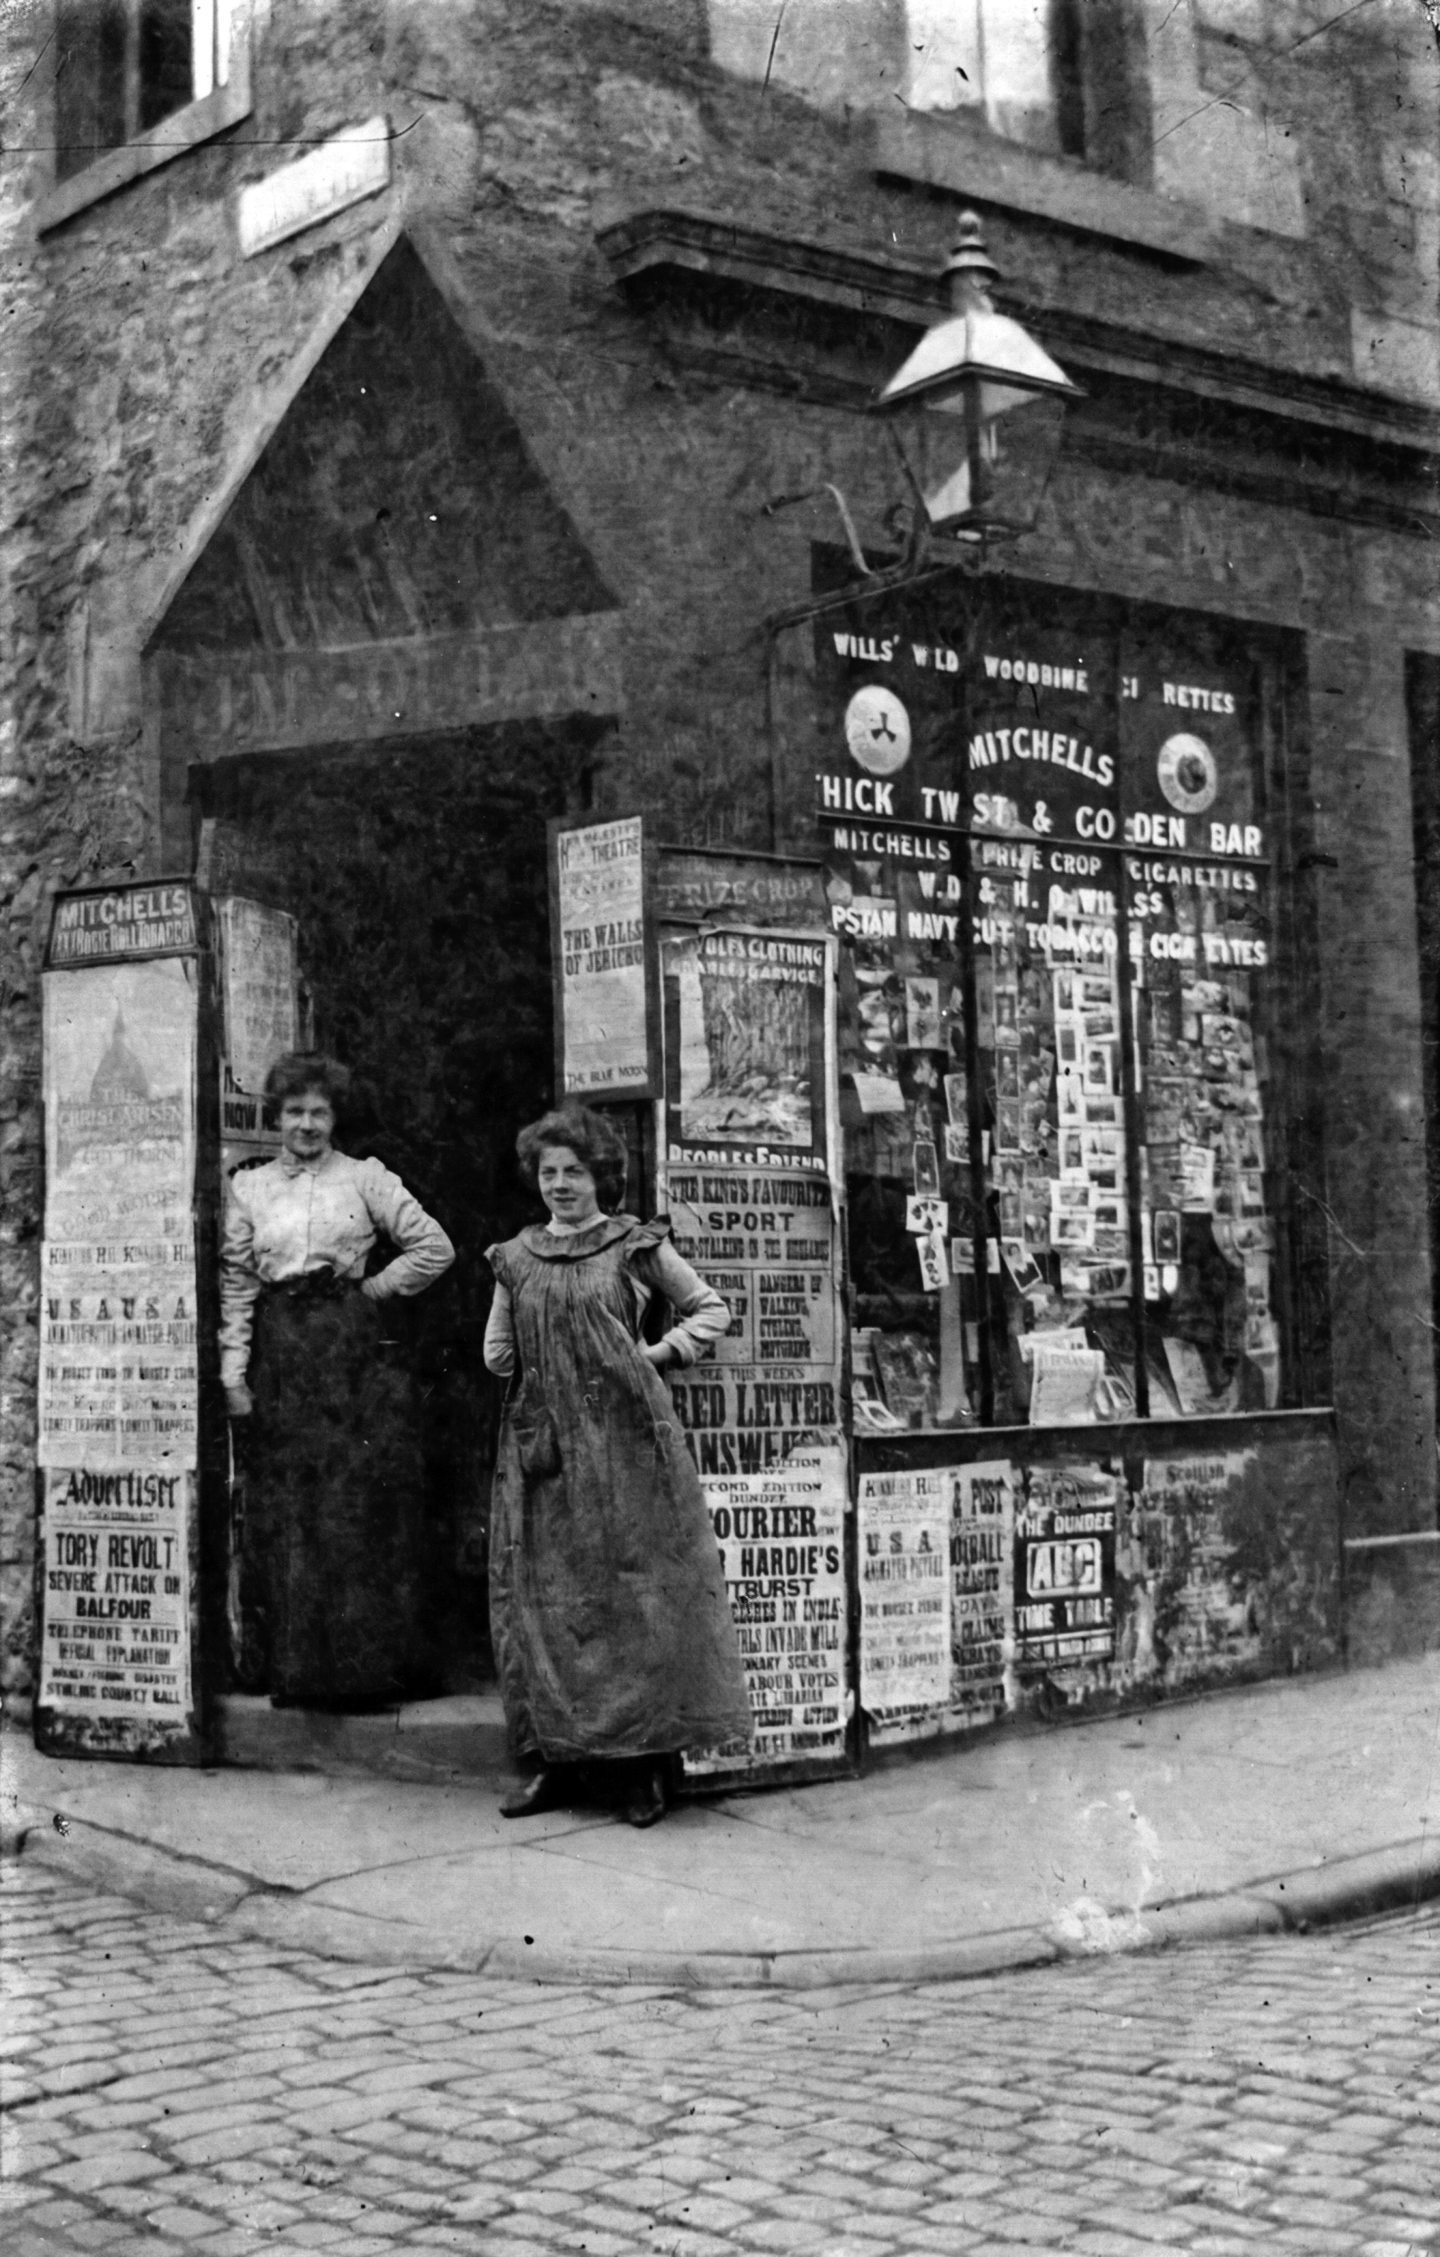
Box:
[38,1468,193,1719]
[686,1443,849,1774]
[949,1459,1017,1725]
[39,960,199,1470]
[661,920,842,1459]
[661,922,850,1777]
[216,896,298,1096]
[1124,1451,1262,1687]
[858,1466,952,1729]
[1014,1462,1119,1672]
[666,1165,838,1470]
[550,816,654,1099]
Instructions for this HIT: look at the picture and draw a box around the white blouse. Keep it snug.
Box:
[483,1219,728,1377]
[220,1149,454,1389]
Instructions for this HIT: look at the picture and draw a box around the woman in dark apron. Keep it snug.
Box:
[484,1103,751,1826]
[220,1052,454,1706]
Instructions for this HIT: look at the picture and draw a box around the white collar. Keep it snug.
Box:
[545,1211,602,1236]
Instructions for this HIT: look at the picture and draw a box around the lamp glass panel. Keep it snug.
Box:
[905,390,1065,534]
[982,391,1066,527]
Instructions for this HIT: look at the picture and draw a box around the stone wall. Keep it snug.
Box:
[1,0,1437,1695]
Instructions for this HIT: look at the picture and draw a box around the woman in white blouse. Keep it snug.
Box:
[484,1103,751,1827]
[221,1053,454,1706]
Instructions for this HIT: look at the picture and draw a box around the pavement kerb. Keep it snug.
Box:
[8,1799,1438,1988]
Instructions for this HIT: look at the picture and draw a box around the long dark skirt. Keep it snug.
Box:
[245,1281,425,1705]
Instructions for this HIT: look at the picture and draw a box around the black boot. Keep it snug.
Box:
[623,1759,668,1829]
[500,1766,565,1818]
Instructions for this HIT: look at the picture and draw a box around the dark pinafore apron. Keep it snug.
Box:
[486,1215,752,1762]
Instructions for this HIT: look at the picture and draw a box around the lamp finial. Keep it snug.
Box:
[943,212,1000,313]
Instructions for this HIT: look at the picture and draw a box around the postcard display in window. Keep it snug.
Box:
[37,886,204,1757]
[657,917,852,1781]
[817,577,1331,1740]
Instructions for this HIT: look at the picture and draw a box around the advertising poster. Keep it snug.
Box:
[659,921,850,1778]
[664,1167,839,1472]
[38,1467,193,1720]
[216,895,298,1096]
[40,960,199,1471]
[949,1459,1017,1725]
[39,898,201,1755]
[1013,1462,1119,1671]
[219,1066,283,1182]
[685,1444,849,1775]
[550,815,654,1100]
[1123,1451,1262,1688]
[661,925,843,1476]
[858,1466,951,1733]
[663,925,828,1162]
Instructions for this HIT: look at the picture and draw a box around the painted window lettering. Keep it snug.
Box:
[1162,682,1237,714]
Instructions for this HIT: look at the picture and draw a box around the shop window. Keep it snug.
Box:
[816,564,1327,1436]
[40,0,251,231]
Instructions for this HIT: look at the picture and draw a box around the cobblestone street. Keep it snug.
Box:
[1,1860,1436,2257]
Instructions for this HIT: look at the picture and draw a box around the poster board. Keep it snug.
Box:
[215,896,298,1098]
[858,1465,952,1738]
[213,896,297,1180]
[548,814,657,1102]
[37,885,203,1759]
[655,915,854,1782]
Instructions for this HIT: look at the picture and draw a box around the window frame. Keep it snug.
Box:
[37,0,252,235]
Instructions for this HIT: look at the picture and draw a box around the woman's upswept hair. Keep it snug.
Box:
[517,1104,628,1211]
[264,1051,353,1115]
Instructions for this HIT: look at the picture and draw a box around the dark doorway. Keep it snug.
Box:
[194,720,603,1691]
[147,230,621,1697]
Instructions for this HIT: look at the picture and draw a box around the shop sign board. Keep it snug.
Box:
[154,615,623,759]
[654,849,830,930]
[45,881,198,967]
[549,816,657,1102]
[38,900,201,1757]
[812,594,1269,865]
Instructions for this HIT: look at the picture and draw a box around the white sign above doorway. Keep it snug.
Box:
[237,118,391,259]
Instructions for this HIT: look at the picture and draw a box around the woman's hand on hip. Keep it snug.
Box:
[225,1383,255,1419]
[641,1343,672,1370]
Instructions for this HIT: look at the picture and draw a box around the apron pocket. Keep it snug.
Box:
[512,1407,562,1479]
